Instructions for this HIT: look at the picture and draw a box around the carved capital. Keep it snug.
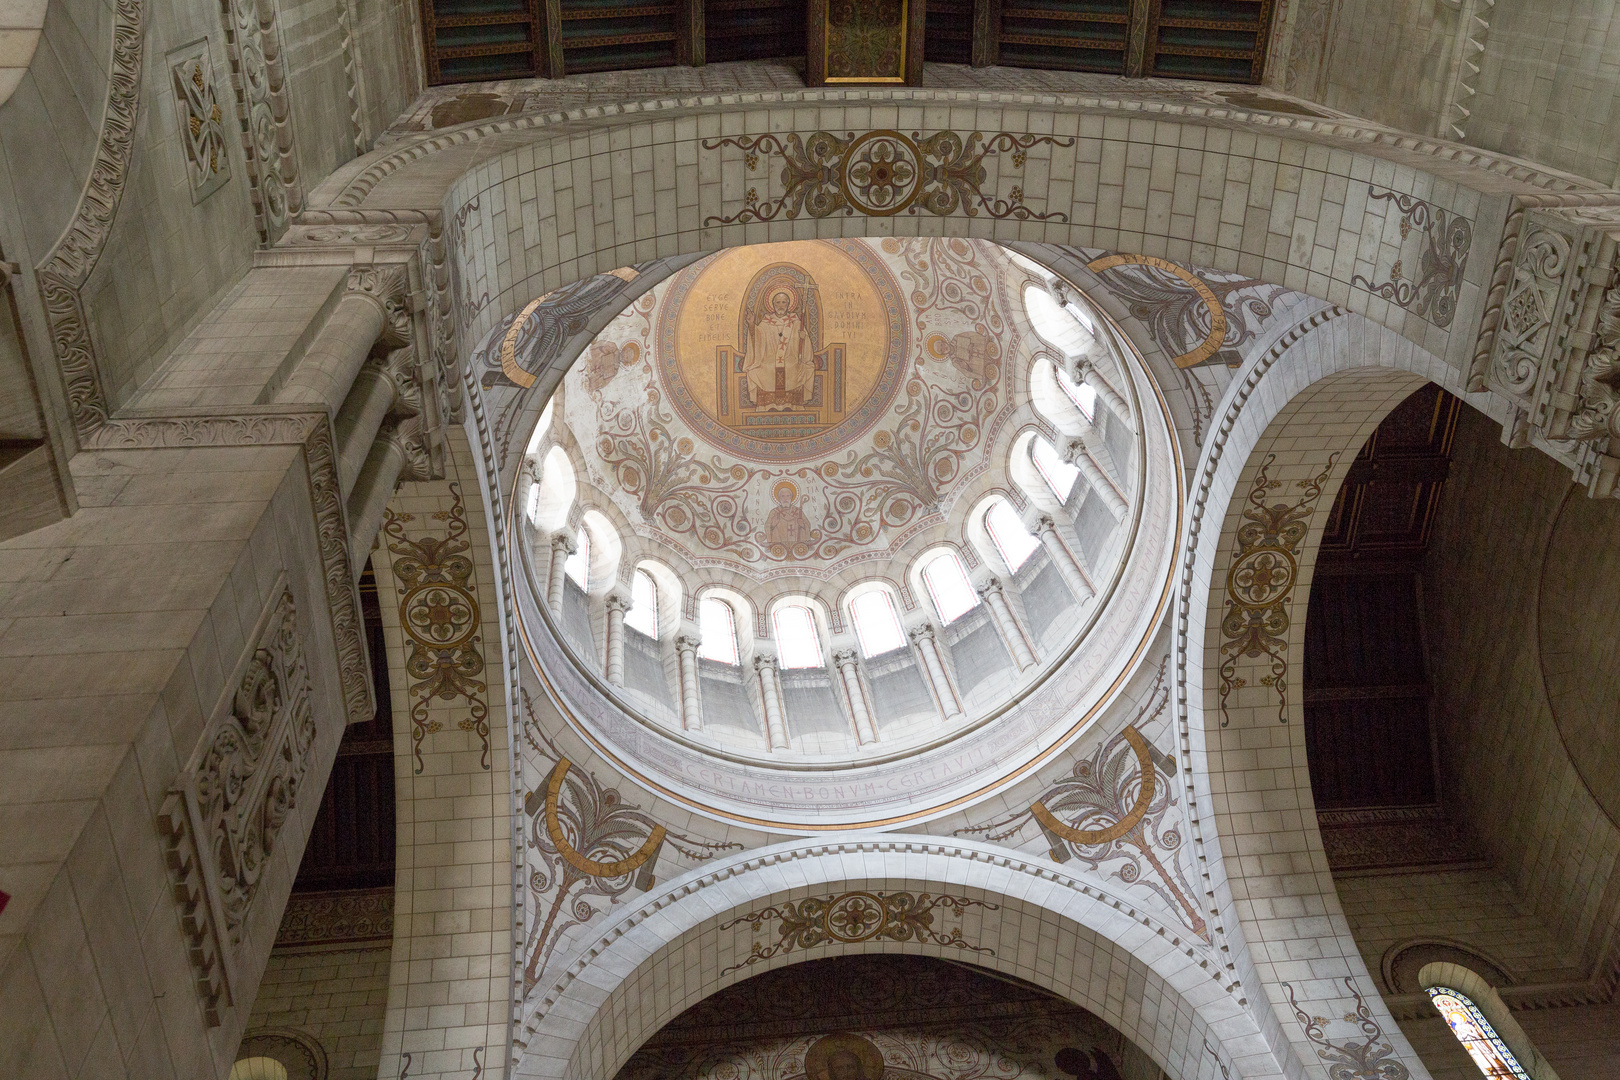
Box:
[753,653,779,673]
[379,346,423,418]
[550,531,578,556]
[381,416,432,483]
[976,576,1005,601]
[346,264,412,347]
[675,634,701,655]
[604,592,632,613]
[832,647,861,668]
[1032,513,1057,537]
[907,623,937,646]
[159,581,317,1026]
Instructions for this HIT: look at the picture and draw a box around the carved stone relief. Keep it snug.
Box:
[167,39,231,202]
[220,0,302,244]
[159,580,318,1025]
[1480,209,1620,496]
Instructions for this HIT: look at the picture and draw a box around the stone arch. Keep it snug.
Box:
[1172,305,1510,1080]
[514,837,1276,1080]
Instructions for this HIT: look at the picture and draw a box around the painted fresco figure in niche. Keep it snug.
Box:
[765,480,816,557]
[745,286,818,408]
[804,1033,885,1080]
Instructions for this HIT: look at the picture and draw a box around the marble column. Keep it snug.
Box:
[1032,514,1094,601]
[547,532,576,614]
[754,654,789,751]
[676,634,702,731]
[604,592,630,686]
[1065,437,1128,519]
[1073,356,1131,422]
[346,423,408,563]
[978,577,1036,670]
[908,623,964,721]
[276,269,404,413]
[334,348,415,497]
[833,649,878,744]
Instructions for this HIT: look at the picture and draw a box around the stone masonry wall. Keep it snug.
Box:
[242,946,392,1080]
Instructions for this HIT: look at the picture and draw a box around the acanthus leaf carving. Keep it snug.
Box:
[221,0,303,244]
[159,581,318,1026]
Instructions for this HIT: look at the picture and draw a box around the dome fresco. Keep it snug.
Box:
[510,237,1181,827]
[565,238,1031,575]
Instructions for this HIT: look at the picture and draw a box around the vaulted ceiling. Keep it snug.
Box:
[418,0,1275,86]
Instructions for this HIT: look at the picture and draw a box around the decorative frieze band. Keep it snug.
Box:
[159,579,317,1025]
[221,0,302,245]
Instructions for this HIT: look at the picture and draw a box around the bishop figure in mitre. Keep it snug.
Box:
[743,288,816,406]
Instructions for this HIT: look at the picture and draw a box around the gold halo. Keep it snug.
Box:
[767,287,798,312]
[804,1033,884,1080]
[773,480,798,503]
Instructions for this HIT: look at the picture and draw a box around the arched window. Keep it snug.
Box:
[1032,436,1079,502]
[985,501,1039,571]
[1427,987,1532,1079]
[698,597,739,664]
[627,568,658,637]
[920,551,978,624]
[1055,365,1097,419]
[564,528,591,589]
[1024,284,1092,358]
[772,604,823,668]
[849,590,907,657]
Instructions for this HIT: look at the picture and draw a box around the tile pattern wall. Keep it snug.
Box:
[239,946,393,1080]
[437,101,1507,391]
[372,428,514,1080]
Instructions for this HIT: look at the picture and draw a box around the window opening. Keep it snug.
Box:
[1024,284,1091,357]
[698,597,739,665]
[772,605,824,668]
[526,483,542,524]
[564,529,591,589]
[1033,436,1079,502]
[920,552,978,625]
[986,501,1039,571]
[849,590,907,657]
[1056,365,1097,419]
[627,569,658,637]
[1426,988,1532,1080]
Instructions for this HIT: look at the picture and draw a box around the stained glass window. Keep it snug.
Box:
[1426,987,1532,1080]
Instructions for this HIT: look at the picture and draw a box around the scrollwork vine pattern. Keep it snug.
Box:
[519,689,740,992]
[1218,453,1338,727]
[701,129,1076,226]
[1349,188,1472,329]
[719,891,999,975]
[384,484,490,772]
[1283,978,1412,1080]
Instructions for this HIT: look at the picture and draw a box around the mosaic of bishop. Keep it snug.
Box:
[744,287,817,408]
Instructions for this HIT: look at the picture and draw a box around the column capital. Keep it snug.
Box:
[1031,513,1058,536]
[675,634,702,654]
[550,531,577,556]
[908,622,938,645]
[603,591,632,613]
[752,652,779,673]
[976,576,1005,601]
[831,648,861,667]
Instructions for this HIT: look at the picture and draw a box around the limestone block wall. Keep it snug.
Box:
[0,438,357,1080]
[371,428,514,1080]
[241,946,392,1080]
[1424,407,1620,971]
[1283,0,1620,186]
